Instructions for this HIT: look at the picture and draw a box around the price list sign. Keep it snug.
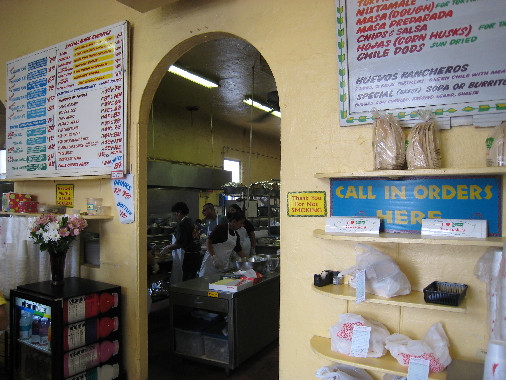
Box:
[5,21,128,178]
[336,0,506,125]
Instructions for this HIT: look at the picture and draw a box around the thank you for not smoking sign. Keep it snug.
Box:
[287,191,327,217]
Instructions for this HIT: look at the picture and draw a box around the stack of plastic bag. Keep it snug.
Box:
[385,322,452,373]
[330,313,390,358]
[315,363,373,380]
[340,244,411,298]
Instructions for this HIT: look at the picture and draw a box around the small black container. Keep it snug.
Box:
[423,281,468,306]
[314,270,334,287]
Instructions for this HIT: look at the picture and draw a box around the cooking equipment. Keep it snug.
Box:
[234,256,267,273]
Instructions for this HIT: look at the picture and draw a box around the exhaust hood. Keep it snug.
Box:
[147,161,232,190]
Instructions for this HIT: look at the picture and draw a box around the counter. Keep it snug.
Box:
[168,272,280,373]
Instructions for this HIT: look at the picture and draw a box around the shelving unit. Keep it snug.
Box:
[312,284,466,313]
[0,212,113,220]
[314,228,505,247]
[311,167,498,378]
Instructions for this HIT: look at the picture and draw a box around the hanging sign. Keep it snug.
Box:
[112,174,134,224]
[287,191,327,217]
[330,176,502,236]
[336,0,506,126]
[5,21,128,178]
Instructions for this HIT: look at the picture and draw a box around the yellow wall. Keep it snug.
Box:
[0,1,492,379]
[148,100,281,185]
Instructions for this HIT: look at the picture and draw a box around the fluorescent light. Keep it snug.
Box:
[168,65,218,88]
[243,97,281,118]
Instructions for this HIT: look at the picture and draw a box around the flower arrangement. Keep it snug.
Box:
[29,214,88,254]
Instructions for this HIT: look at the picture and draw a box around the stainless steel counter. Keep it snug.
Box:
[168,272,280,372]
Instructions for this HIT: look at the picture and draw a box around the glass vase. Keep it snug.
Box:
[49,249,67,286]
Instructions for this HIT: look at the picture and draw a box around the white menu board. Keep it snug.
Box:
[336,0,506,126]
[6,21,128,178]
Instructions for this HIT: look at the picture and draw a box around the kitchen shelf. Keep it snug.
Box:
[312,284,466,313]
[314,167,506,179]
[313,229,504,247]
[0,212,113,220]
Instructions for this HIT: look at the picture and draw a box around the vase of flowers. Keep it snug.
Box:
[29,214,88,286]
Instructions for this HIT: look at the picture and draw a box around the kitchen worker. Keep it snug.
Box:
[0,291,7,331]
[161,202,199,284]
[199,210,248,276]
[201,203,228,237]
[227,203,256,256]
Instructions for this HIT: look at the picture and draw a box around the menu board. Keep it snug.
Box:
[5,21,128,178]
[336,0,506,126]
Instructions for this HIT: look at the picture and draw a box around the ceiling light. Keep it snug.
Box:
[168,65,219,88]
[243,97,281,118]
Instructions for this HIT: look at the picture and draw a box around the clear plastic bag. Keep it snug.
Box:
[385,322,452,373]
[315,364,374,380]
[340,244,411,298]
[373,111,406,170]
[406,110,441,169]
[485,121,506,167]
[330,313,390,358]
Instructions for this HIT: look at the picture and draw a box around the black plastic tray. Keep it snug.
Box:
[423,281,468,306]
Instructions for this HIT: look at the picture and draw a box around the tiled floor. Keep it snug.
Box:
[148,304,279,380]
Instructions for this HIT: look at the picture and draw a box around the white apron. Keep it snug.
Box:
[236,227,251,256]
[199,225,237,277]
[170,226,185,285]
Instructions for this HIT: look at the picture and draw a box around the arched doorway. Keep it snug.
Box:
[140,34,281,378]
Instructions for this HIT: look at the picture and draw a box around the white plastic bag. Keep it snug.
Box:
[340,244,411,298]
[383,375,406,380]
[315,364,373,380]
[385,322,452,373]
[485,121,506,167]
[330,313,390,358]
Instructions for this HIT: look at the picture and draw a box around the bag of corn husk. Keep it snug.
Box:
[486,121,506,167]
[372,112,406,170]
[406,110,441,169]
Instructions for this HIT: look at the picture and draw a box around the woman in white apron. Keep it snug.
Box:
[228,204,256,256]
[160,202,195,285]
[199,211,247,277]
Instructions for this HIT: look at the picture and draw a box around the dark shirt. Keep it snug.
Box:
[208,223,242,252]
[174,217,199,252]
[243,219,255,234]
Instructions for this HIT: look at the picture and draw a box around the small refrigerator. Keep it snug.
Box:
[10,278,122,380]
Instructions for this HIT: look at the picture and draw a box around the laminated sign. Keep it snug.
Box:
[330,176,502,236]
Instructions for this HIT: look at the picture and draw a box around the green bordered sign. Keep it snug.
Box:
[287,191,327,217]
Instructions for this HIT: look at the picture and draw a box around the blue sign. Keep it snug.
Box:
[330,176,502,236]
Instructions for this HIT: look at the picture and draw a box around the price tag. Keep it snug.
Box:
[349,325,371,358]
[407,357,430,380]
[207,291,219,298]
[355,269,366,303]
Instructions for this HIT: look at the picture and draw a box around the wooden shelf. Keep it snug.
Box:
[314,229,505,247]
[311,335,446,379]
[312,284,466,313]
[0,212,113,220]
[314,167,506,179]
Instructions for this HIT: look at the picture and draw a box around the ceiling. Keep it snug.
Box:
[152,37,281,139]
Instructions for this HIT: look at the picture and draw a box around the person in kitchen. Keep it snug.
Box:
[227,203,257,256]
[201,203,228,237]
[199,210,248,276]
[161,202,200,283]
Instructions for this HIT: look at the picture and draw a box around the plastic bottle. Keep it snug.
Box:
[64,316,119,351]
[39,317,50,346]
[30,315,41,344]
[63,340,119,378]
[99,292,119,314]
[64,293,100,324]
[65,363,120,380]
[19,310,32,340]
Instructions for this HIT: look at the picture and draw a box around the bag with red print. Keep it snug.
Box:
[385,322,452,373]
[330,313,390,358]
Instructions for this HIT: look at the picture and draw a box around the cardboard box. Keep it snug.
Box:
[2,193,36,212]
[325,216,380,235]
[421,219,487,238]
[209,278,254,293]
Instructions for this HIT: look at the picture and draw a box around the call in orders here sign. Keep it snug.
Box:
[330,176,502,236]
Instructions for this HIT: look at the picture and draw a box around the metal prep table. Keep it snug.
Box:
[168,272,280,373]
